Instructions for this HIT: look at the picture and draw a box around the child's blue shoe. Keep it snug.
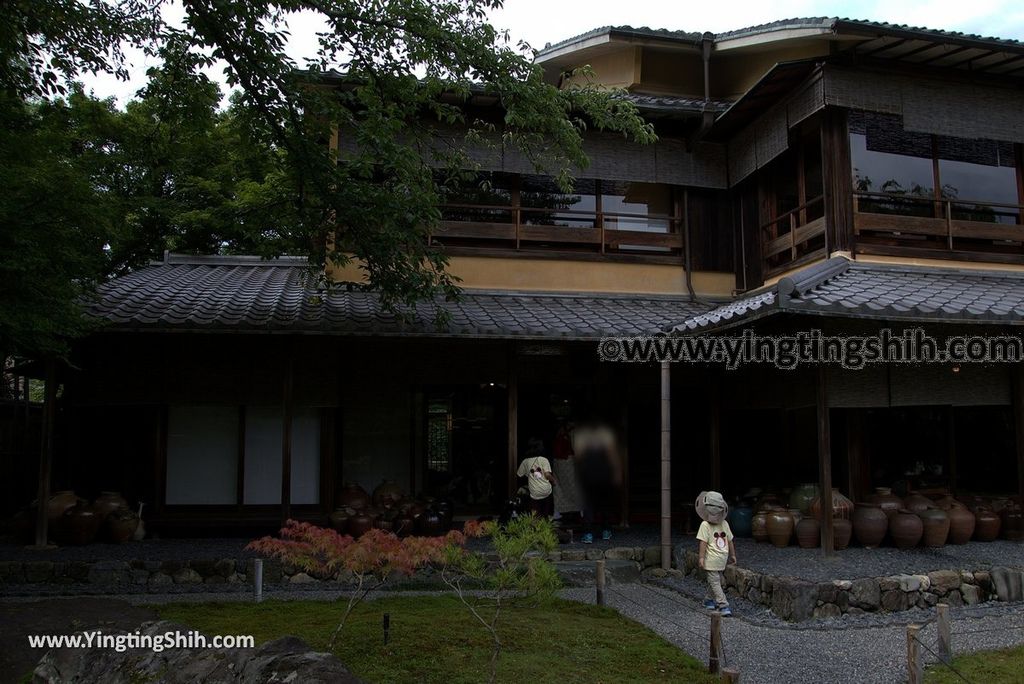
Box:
[601,529,612,541]
[581,533,594,544]
[703,599,716,610]
[719,606,733,617]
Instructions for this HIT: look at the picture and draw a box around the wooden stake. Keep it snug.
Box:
[709,612,722,675]
[907,624,922,684]
[595,559,606,606]
[660,361,672,571]
[33,358,57,548]
[816,367,834,556]
[937,603,952,664]
[253,558,264,603]
[721,667,741,683]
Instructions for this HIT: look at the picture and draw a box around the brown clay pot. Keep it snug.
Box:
[765,509,794,548]
[372,480,404,509]
[417,510,444,537]
[903,493,933,515]
[93,492,129,520]
[890,509,924,549]
[393,515,416,537]
[347,512,373,538]
[833,518,853,550]
[867,487,903,517]
[336,483,371,511]
[974,508,1001,541]
[918,508,950,548]
[795,517,820,549]
[946,505,975,545]
[46,490,80,532]
[372,516,394,533]
[328,508,350,533]
[62,504,101,545]
[1000,501,1024,541]
[809,488,855,521]
[103,506,139,543]
[852,503,888,548]
[789,484,820,515]
[751,511,769,543]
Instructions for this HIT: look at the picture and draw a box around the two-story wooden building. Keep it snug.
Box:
[13,18,1024,548]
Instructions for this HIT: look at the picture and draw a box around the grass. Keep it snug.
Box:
[158,595,714,683]
[927,643,1024,683]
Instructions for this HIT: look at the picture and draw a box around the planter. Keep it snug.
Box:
[833,518,853,550]
[809,488,854,521]
[974,508,1001,541]
[93,492,129,520]
[789,483,819,515]
[890,509,924,549]
[852,503,888,548]
[946,505,975,545]
[795,517,819,548]
[727,505,753,537]
[765,509,794,548]
[867,487,902,517]
[751,511,769,543]
[918,508,950,548]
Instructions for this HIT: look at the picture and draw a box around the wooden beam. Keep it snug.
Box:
[33,358,57,547]
[816,367,835,556]
[507,347,518,499]
[821,108,853,254]
[710,383,721,491]
[619,399,630,528]
[660,361,672,571]
[281,355,294,523]
[1013,366,1024,504]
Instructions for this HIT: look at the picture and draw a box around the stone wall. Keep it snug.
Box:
[678,548,1024,622]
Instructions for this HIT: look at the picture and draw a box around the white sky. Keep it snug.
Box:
[82,0,1024,105]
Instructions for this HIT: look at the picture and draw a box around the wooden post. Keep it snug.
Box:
[595,559,606,606]
[1013,366,1024,505]
[507,348,518,499]
[281,355,294,523]
[816,367,835,556]
[721,668,741,683]
[660,361,672,571]
[906,624,922,684]
[710,382,721,492]
[33,358,57,548]
[946,407,957,497]
[619,400,630,528]
[253,558,264,603]
[845,409,864,504]
[709,611,722,675]
[937,603,952,664]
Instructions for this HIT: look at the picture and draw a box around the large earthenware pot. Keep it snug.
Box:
[728,505,754,538]
[810,488,854,521]
[1000,500,1024,541]
[918,508,950,548]
[347,511,373,538]
[63,504,101,545]
[46,490,79,525]
[833,518,853,550]
[795,517,820,548]
[372,515,394,533]
[903,493,934,515]
[103,506,139,543]
[974,507,1001,541]
[328,508,350,534]
[789,483,820,515]
[890,509,924,549]
[393,514,416,538]
[765,509,794,548]
[852,503,888,548]
[751,511,769,543]
[372,480,404,509]
[754,494,784,512]
[946,505,975,545]
[93,492,129,520]
[418,510,444,537]
[867,487,903,518]
[336,483,371,511]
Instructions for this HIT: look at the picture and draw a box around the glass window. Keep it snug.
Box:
[166,406,238,505]
[520,175,597,228]
[437,171,514,223]
[850,112,935,197]
[601,181,673,233]
[936,138,1019,224]
[242,406,321,505]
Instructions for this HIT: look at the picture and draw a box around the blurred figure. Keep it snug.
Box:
[573,420,621,543]
[551,420,581,524]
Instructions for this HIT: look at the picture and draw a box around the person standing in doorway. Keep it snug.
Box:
[573,420,621,544]
[516,438,555,518]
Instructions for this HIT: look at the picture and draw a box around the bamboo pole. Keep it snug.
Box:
[660,361,672,571]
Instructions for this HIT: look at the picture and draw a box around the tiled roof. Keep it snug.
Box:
[671,258,1024,332]
[621,93,732,114]
[87,255,714,340]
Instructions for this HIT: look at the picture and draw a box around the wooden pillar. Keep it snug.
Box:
[281,355,294,523]
[507,350,518,499]
[1013,366,1024,503]
[710,381,721,492]
[816,367,835,555]
[33,358,58,547]
[619,399,630,528]
[820,107,854,255]
[845,409,864,503]
[660,361,672,571]
[946,406,957,497]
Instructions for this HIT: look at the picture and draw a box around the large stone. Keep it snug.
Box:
[961,583,982,605]
[974,571,992,595]
[189,559,219,577]
[561,549,585,562]
[813,603,842,619]
[991,567,1023,602]
[289,572,317,584]
[604,547,635,561]
[918,592,938,608]
[584,549,604,561]
[172,568,202,584]
[927,570,961,596]
[148,572,173,587]
[747,587,762,604]
[770,577,817,622]
[0,561,25,583]
[850,578,880,610]
[833,580,852,591]
[24,561,54,583]
[945,590,964,607]
[725,566,757,596]
[897,575,921,593]
[555,560,640,587]
[879,576,900,593]
[881,589,907,612]
[643,546,663,568]
[65,561,90,582]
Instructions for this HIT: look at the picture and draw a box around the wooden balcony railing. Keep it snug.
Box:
[429,202,685,262]
[853,192,1024,264]
[761,195,826,277]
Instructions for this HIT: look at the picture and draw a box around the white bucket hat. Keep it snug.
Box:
[695,491,729,524]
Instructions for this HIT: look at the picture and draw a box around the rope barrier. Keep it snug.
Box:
[912,634,974,684]
[605,586,714,644]
[629,583,732,668]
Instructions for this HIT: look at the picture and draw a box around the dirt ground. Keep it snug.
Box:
[0,598,157,682]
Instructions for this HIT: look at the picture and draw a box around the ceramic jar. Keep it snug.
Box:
[810,489,855,520]
[974,507,1001,541]
[903,493,934,515]
[946,505,975,545]
[336,483,371,511]
[1000,501,1024,541]
[789,483,820,515]
[890,509,924,549]
[393,514,416,537]
[833,519,853,550]
[103,506,139,543]
[795,517,820,548]
[918,508,950,547]
[852,503,888,548]
[867,487,903,517]
[372,480,404,509]
[728,505,754,537]
[347,511,373,538]
[46,491,80,525]
[766,509,794,548]
[418,510,444,537]
[63,504,101,545]
[328,508,350,533]
[93,492,129,520]
[751,511,769,543]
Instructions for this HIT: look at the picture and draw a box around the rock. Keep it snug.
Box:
[227,573,243,584]
[65,561,90,582]
[945,590,963,607]
[961,583,982,605]
[172,568,202,584]
[897,575,921,593]
[204,575,227,585]
[813,603,842,619]
[960,571,975,585]
[850,578,880,610]
[833,580,852,591]
[555,560,640,587]
[24,561,54,583]
[879,576,900,593]
[561,549,585,562]
[131,569,150,585]
[643,546,663,567]
[927,570,961,596]
[546,551,562,562]
[148,572,173,587]
[770,577,817,622]
[847,607,864,615]
[215,558,236,578]
[881,589,907,612]
[747,587,762,604]
[87,561,130,585]
[189,559,219,577]
[725,566,757,596]
[916,575,931,592]
[585,549,604,561]
[604,547,634,561]
[160,560,185,575]
[816,582,841,604]
[289,572,317,584]
[0,561,25,583]
[991,567,1023,602]
[974,571,992,594]
[918,592,938,608]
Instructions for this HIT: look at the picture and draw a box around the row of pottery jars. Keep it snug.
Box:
[794,516,853,550]
[809,488,854,520]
